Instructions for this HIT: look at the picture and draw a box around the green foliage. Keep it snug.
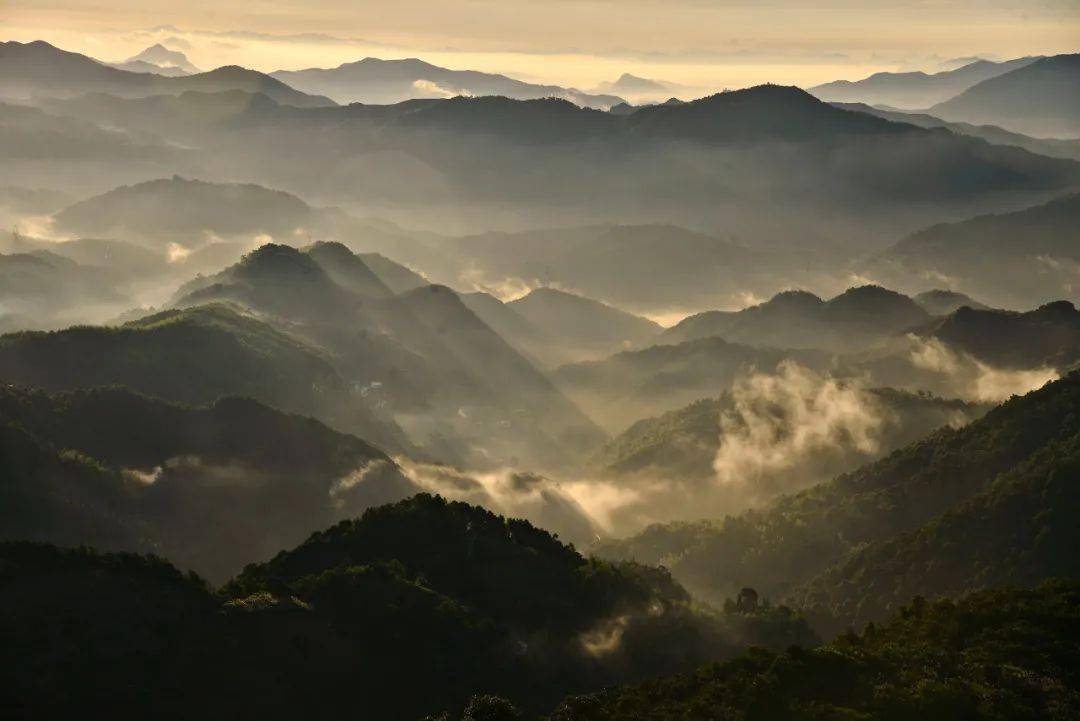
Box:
[0,495,818,720]
[600,370,1080,631]
[0,302,406,451]
[547,580,1080,721]
[0,383,416,581]
[592,388,985,482]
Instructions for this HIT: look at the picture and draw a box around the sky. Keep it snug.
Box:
[4,1,1079,92]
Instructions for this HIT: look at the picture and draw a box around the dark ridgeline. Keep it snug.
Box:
[0,495,817,719]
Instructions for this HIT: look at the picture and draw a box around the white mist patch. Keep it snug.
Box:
[412,79,470,98]
[330,458,397,508]
[638,308,691,328]
[166,242,192,263]
[559,479,648,535]
[713,361,885,491]
[123,465,163,485]
[457,265,583,302]
[907,335,1058,402]
[729,290,765,310]
[11,215,68,242]
[580,600,664,657]
[397,459,599,546]
[580,614,631,656]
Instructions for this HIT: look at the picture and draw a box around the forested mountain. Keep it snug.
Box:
[174,243,605,469]
[592,388,987,484]
[0,250,125,330]
[662,286,931,351]
[0,101,172,161]
[599,371,1080,631]
[923,301,1080,368]
[0,385,415,580]
[542,581,1080,721]
[53,176,315,243]
[2,15,1078,720]
[0,496,818,719]
[271,56,624,108]
[0,303,408,451]
[553,336,830,431]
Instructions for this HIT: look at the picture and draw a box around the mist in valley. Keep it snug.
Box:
[2,6,1080,720]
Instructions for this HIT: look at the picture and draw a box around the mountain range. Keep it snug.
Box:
[171,242,606,470]
[0,384,415,581]
[930,54,1080,138]
[591,388,987,487]
[109,43,201,76]
[28,77,1078,221]
[809,56,1039,108]
[872,191,1080,308]
[0,40,334,107]
[270,56,624,108]
[0,495,818,718]
[661,285,932,351]
[832,102,1080,161]
[0,303,409,451]
[599,367,1080,632]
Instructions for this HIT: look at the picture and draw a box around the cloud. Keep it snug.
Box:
[907,335,1057,403]
[712,361,885,499]
[397,459,600,546]
[412,79,468,98]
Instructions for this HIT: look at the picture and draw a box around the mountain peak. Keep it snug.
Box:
[127,43,200,74]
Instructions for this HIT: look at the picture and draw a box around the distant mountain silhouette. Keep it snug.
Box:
[356,251,429,293]
[876,192,1080,308]
[625,85,906,142]
[31,85,1080,227]
[54,176,314,244]
[271,56,624,108]
[831,101,1080,161]
[0,101,172,161]
[923,301,1080,369]
[662,285,930,351]
[447,224,762,312]
[117,43,200,74]
[509,288,661,360]
[931,54,1080,137]
[593,73,673,100]
[810,56,1039,108]
[0,250,123,331]
[914,289,989,315]
[0,40,334,107]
